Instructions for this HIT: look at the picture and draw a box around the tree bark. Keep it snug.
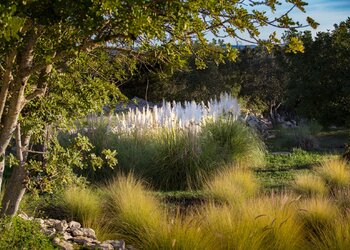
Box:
[0,28,38,192]
[1,124,31,217]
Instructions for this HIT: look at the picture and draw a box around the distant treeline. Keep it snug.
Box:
[120,18,350,127]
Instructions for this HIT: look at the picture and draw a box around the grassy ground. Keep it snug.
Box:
[159,129,348,202]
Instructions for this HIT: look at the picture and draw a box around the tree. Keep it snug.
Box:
[0,0,314,216]
[284,19,350,126]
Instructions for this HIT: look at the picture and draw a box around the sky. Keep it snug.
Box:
[224,0,350,44]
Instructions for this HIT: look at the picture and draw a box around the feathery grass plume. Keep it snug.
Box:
[293,173,328,197]
[62,186,112,240]
[201,119,265,167]
[204,166,260,205]
[243,194,304,250]
[108,92,240,135]
[103,174,166,247]
[316,158,350,189]
[298,197,339,234]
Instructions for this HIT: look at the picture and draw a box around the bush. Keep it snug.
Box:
[276,120,322,150]
[0,217,55,250]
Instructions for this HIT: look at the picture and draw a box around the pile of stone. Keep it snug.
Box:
[19,214,133,250]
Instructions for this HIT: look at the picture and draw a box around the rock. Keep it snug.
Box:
[42,227,56,237]
[83,242,97,249]
[71,228,84,237]
[72,236,93,244]
[45,219,61,227]
[106,240,126,250]
[62,232,73,241]
[18,213,31,220]
[98,243,114,250]
[82,228,97,239]
[55,220,68,232]
[53,238,74,250]
[68,221,81,229]
[34,218,45,226]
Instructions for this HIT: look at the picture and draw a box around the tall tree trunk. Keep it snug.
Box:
[0,150,5,192]
[0,28,38,192]
[1,124,31,217]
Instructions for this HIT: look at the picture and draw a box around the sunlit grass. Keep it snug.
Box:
[204,166,260,205]
[293,173,328,197]
[316,158,350,189]
[62,186,112,240]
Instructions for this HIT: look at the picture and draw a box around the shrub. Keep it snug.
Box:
[0,217,55,250]
[204,166,260,205]
[293,173,328,197]
[316,158,350,189]
[276,120,322,150]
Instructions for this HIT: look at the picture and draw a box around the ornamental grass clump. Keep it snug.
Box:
[201,119,265,167]
[143,128,205,191]
[243,195,304,250]
[293,173,328,197]
[204,166,260,205]
[62,186,112,240]
[298,197,339,233]
[103,174,167,247]
[316,158,350,189]
[309,216,350,250]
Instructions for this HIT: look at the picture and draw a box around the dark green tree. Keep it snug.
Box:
[284,18,350,126]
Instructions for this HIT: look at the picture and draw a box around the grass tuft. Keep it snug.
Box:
[316,158,350,189]
[293,173,328,197]
[204,166,259,205]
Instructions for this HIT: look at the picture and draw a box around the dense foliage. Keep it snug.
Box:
[0,217,55,249]
[123,19,350,127]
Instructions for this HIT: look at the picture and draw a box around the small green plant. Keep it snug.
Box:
[0,217,55,250]
[293,173,328,197]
